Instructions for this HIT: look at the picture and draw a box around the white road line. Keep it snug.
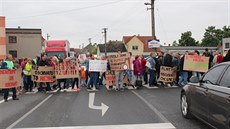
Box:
[132,91,170,123]
[0,97,12,104]
[6,95,53,129]
[14,123,176,129]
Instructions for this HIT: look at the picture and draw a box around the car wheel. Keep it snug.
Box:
[181,92,193,119]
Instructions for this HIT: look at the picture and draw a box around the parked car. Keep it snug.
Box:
[180,62,230,129]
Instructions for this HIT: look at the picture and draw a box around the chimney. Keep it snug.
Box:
[18,26,21,29]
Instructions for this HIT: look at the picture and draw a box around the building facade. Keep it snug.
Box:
[97,41,127,56]
[0,17,6,60]
[6,28,43,59]
[123,35,158,56]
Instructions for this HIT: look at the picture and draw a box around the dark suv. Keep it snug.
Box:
[181,62,230,129]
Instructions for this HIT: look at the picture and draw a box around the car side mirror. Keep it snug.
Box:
[190,76,199,83]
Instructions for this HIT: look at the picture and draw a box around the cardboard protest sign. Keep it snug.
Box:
[32,66,55,82]
[183,55,209,73]
[89,60,107,72]
[108,53,130,71]
[0,69,22,89]
[55,61,79,79]
[105,71,116,88]
[160,66,177,82]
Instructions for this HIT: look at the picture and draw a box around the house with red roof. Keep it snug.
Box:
[123,35,160,56]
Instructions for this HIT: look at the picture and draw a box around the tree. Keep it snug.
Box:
[222,26,230,38]
[178,31,198,46]
[91,47,97,54]
[172,40,179,46]
[201,26,230,46]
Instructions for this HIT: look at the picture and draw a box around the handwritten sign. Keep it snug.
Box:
[89,60,107,72]
[32,66,55,82]
[55,61,79,79]
[159,66,177,82]
[108,53,130,71]
[183,55,209,73]
[105,71,116,88]
[0,69,22,89]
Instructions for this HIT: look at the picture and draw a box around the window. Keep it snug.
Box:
[202,65,227,85]
[220,66,230,88]
[9,36,17,43]
[9,50,17,58]
[132,46,138,50]
[225,43,230,49]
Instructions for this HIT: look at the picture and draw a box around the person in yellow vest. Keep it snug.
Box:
[24,59,33,92]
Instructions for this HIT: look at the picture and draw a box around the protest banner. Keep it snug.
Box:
[55,61,79,79]
[89,60,107,72]
[32,66,55,82]
[0,69,22,89]
[159,66,177,82]
[183,55,209,73]
[105,71,116,89]
[108,53,130,71]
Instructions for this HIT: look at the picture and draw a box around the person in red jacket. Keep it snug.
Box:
[216,52,223,64]
[141,55,148,84]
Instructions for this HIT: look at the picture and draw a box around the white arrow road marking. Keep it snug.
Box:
[88,93,109,117]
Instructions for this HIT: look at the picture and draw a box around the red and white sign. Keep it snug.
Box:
[0,69,22,89]
[148,40,160,48]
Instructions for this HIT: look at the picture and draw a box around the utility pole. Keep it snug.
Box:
[47,33,50,40]
[88,38,92,44]
[102,28,108,57]
[145,0,156,39]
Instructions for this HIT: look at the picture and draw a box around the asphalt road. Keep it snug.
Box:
[0,87,211,129]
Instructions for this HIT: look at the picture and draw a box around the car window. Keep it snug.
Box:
[202,65,226,85]
[220,66,230,88]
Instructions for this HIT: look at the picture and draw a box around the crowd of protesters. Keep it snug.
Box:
[1,48,230,102]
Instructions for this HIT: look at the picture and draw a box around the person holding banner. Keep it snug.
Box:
[178,53,189,87]
[172,52,180,85]
[147,52,157,88]
[72,58,80,91]
[115,50,125,91]
[2,54,19,102]
[88,54,99,90]
[163,51,174,87]
[125,52,135,87]
[156,51,164,86]
[37,54,52,92]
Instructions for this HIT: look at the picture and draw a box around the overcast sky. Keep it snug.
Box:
[0,0,229,48]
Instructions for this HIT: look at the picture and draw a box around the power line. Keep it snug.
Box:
[8,0,125,20]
